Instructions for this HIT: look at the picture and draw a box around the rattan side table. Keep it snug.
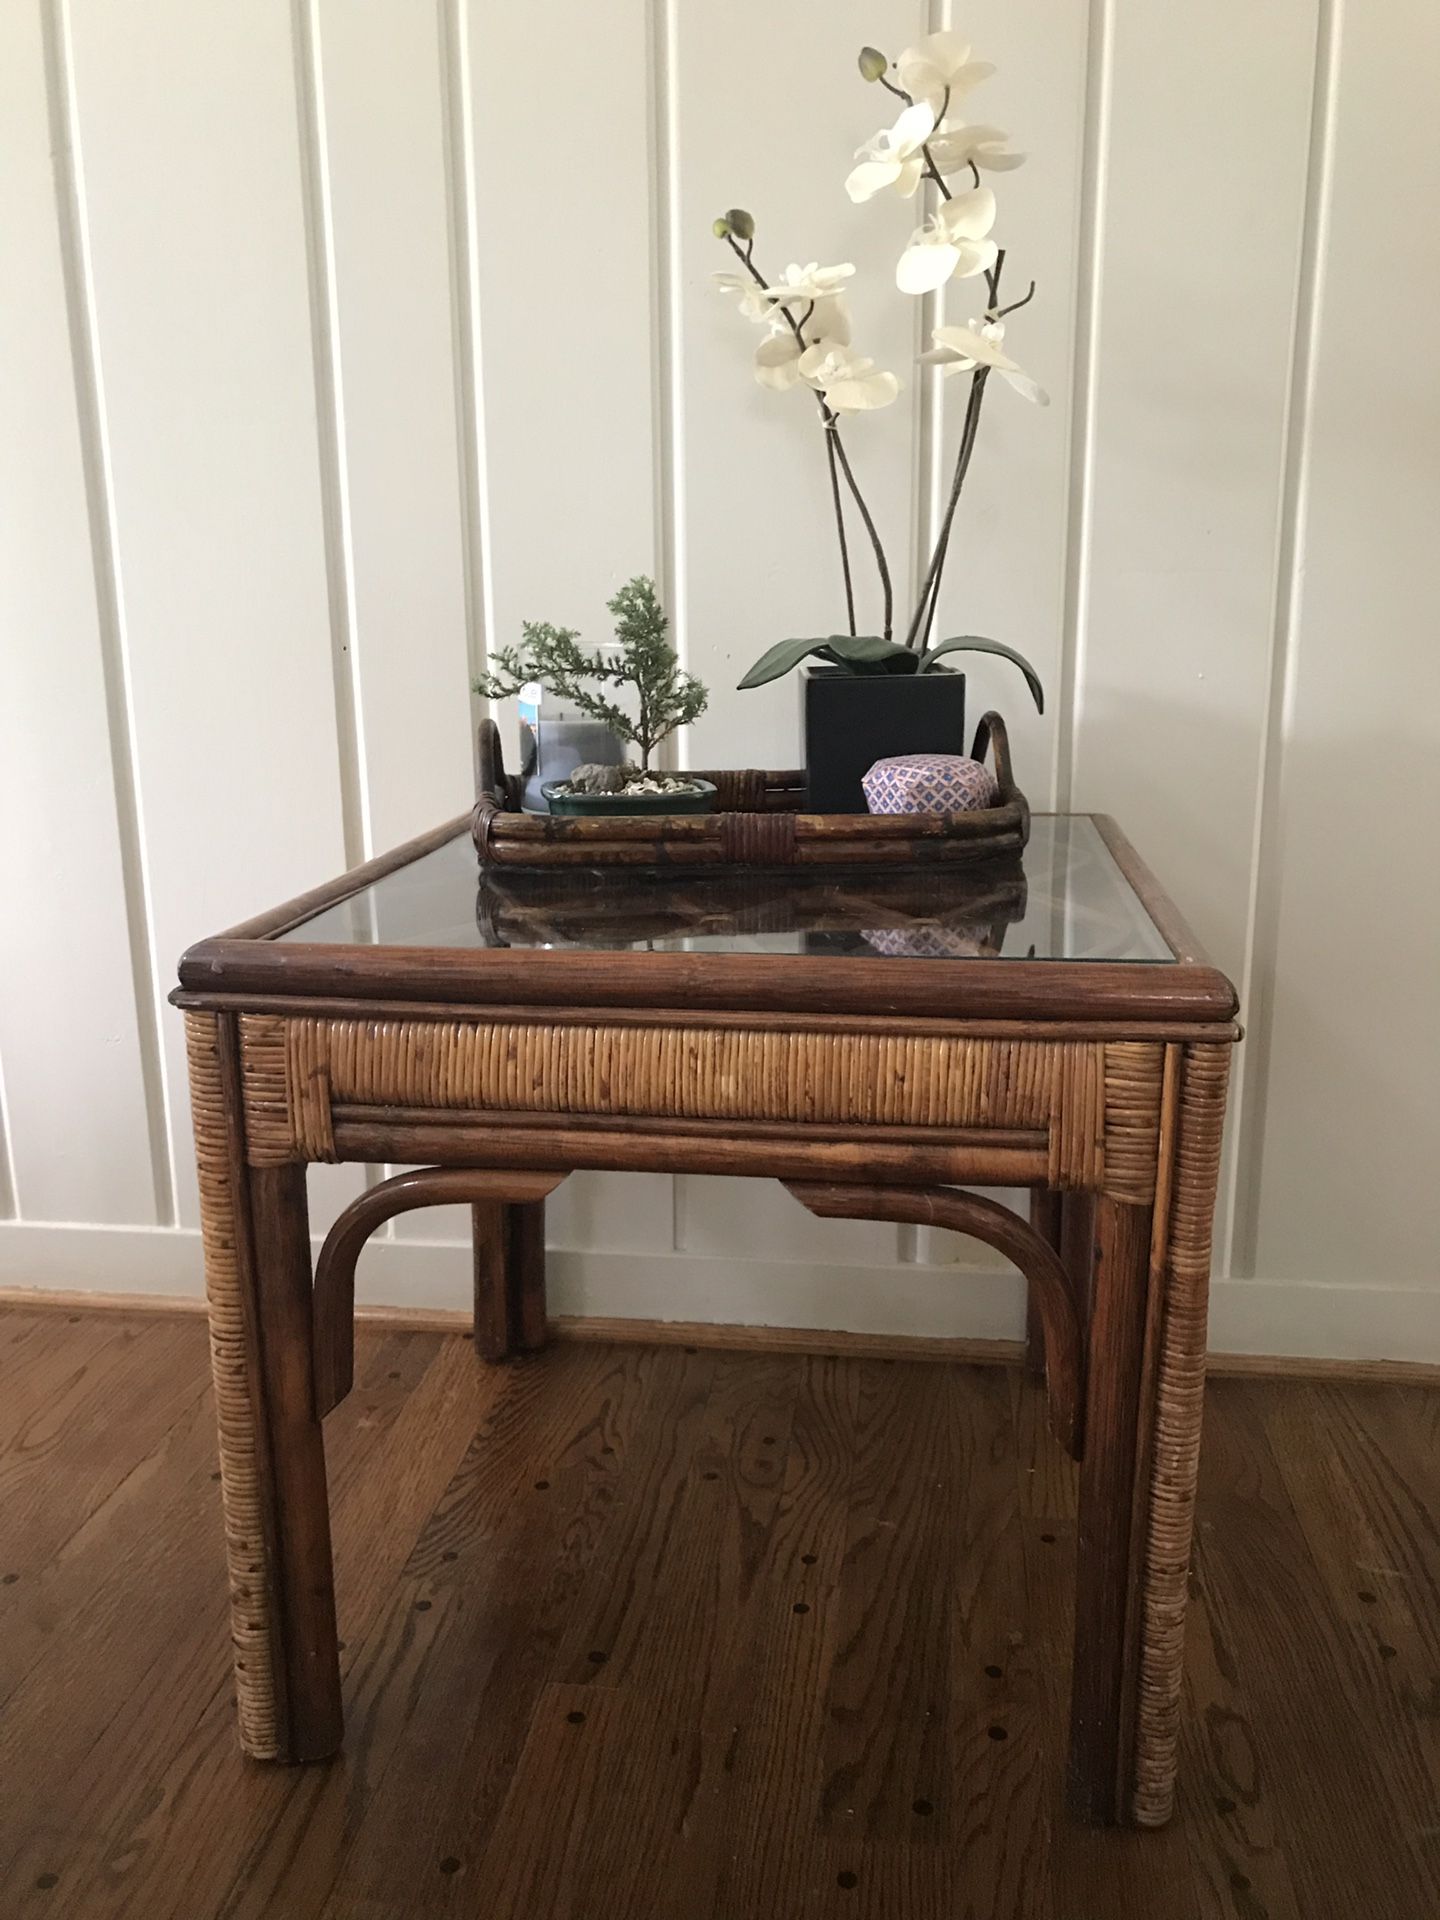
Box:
[173,813,1236,1827]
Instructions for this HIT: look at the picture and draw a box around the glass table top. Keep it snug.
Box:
[279,816,1174,964]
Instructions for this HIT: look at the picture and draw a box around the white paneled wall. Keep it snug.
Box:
[2,0,1436,1361]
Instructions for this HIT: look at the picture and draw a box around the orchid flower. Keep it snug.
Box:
[845,101,936,203]
[763,261,857,308]
[798,344,899,415]
[896,31,995,111]
[895,188,998,295]
[712,270,774,323]
[927,122,1025,175]
[752,295,852,390]
[921,319,1048,405]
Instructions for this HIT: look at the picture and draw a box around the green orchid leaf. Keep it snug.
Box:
[918,635,1045,713]
[737,632,916,689]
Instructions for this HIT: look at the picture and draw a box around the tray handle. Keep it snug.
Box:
[971,710,1014,793]
[475,718,524,810]
[972,710,1030,846]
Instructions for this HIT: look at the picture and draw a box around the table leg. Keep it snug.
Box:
[1027,1187,1063,1378]
[247,1164,343,1761]
[473,1199,548,1361]
[1067,1194,1156,1824]
[1127,1042,1231,1826]
[1060,1189,1097,1327]
[185,1013,342,1763]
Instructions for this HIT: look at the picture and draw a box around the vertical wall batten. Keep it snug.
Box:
[646,0,687,747]
[43,0,175,1226]
[440,0,495,697]
[1052,0,1111,815]
[292,0,369,869]
[906,0,948,657]
[0,1053,17,1221]
[1223,0,1338,1279]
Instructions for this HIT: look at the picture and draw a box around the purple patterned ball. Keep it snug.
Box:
[861,753,999,815]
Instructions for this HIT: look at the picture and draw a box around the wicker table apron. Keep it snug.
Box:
[173,813,1236,1829]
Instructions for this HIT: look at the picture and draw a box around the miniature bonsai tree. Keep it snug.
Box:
[473,576,708,775]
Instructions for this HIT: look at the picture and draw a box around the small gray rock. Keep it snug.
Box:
[567,761,637,794]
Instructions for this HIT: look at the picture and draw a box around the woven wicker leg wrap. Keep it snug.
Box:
[185,1012,282,1760]
[1130,1042,1230,1826]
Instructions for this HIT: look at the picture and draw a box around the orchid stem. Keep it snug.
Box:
[994,279,1037,320]
[722,231,894,642]
[920,86,953,199]
[907,366,990,653]
[905,252,1005,654]
[826,432,857,636]
[830,426,893,641]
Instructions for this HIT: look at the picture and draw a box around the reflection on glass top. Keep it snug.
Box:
[279,817,1174,963]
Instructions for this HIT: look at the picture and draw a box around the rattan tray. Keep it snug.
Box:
[471,711,1029,872]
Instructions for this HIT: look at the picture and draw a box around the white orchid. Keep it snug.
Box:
[798,344,899,414]
[895,188,998,295]
[752,295,852,390]
[921,319,1048,405]
[762,261,856,308]
[928,122,1025,175]
[845,101,936,203]
[896,31,995,111]
[712,270,774,323]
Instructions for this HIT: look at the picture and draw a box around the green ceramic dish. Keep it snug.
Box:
[541,779,719,818]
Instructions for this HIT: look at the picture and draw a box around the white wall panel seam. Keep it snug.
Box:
[292,0,369,868]
[1223,0,1339,1280]
[43,0,174,1226]
[1051,0,1111,814]
[439,0,497,694]
[646,0,687,764]
[908,0,947,629]
[0,1048,17,1220]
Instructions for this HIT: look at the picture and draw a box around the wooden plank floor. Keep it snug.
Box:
[0,1308,1436,1919]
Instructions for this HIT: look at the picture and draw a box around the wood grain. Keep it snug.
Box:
[4,1310,1431,1918]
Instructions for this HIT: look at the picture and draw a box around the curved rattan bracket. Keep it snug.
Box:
[783,1181,1085,1457]
[312,1166,566,1417]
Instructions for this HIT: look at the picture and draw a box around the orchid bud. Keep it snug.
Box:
[725,207,755,241]
[712,215,731,239]
[858,46,888,82]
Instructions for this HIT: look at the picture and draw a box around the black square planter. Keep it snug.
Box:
[803,667,967,813]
